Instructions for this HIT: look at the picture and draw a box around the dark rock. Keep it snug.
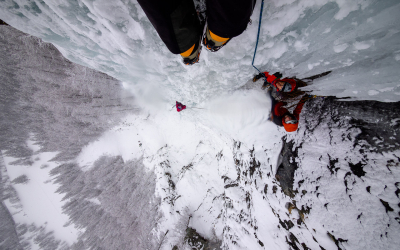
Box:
[168,179,175,190]
[387,159,399,169]
[349,162,366,178]
[184,227,222,250]
[0,19,9,26]
[264,184,268,194]
[344,172,352,193]
[184,227,210,250]
[245,192,251,209]
[248,147,261,178]
[327,232,348,250]
[301,242,311,250]
[334,100,400,154]
[224,183,238,189]
[327,154,339,174]
[275,139,299,198]
[285,202,295,211]
[279,219,295,230]
[305,98,400,154]
[301,205,311,215]
[380,199,394,213]
[366,186,371,193]
[286,233,301,250]
[273,185,278,194]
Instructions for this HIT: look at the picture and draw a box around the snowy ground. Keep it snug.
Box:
[2,147,80,250]
[1,0,400,249]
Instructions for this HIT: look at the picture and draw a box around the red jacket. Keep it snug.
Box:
[263,71,296,92]
[272,99,305,132]
[273,101,304,121]
[176,101,186,112]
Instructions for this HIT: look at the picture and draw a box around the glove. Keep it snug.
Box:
[273,72,283,79]
[252,73,264,82]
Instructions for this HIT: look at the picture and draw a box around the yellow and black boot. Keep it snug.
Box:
[202,26,231,52]
[181,37,202,65]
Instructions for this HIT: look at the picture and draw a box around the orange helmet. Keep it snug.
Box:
[282,118,298,132]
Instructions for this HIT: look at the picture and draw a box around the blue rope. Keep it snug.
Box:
[251,0,265,74]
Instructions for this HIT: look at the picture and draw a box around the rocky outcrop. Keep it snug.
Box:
[280,97,400,250]
[275,139,300,198]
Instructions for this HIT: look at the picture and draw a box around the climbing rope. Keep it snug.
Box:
[251,0,265,74]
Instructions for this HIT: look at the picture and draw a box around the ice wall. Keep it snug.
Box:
[0,0,400,104]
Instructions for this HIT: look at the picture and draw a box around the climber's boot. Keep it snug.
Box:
[181,38,202,65]
[202,26,231,52]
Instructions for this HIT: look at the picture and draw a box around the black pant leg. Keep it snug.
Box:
[206,0,257,38]
[137,0,201,54]
[268,89,284,127]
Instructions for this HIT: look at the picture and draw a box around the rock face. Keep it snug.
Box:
[276,139,299,198]
[281,97,400,250]
[334,100,400,154]
[277,97,400,197]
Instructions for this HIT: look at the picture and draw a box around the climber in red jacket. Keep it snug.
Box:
[176,101,186,112]
[253,71,297,92]
[270,93,307,132]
